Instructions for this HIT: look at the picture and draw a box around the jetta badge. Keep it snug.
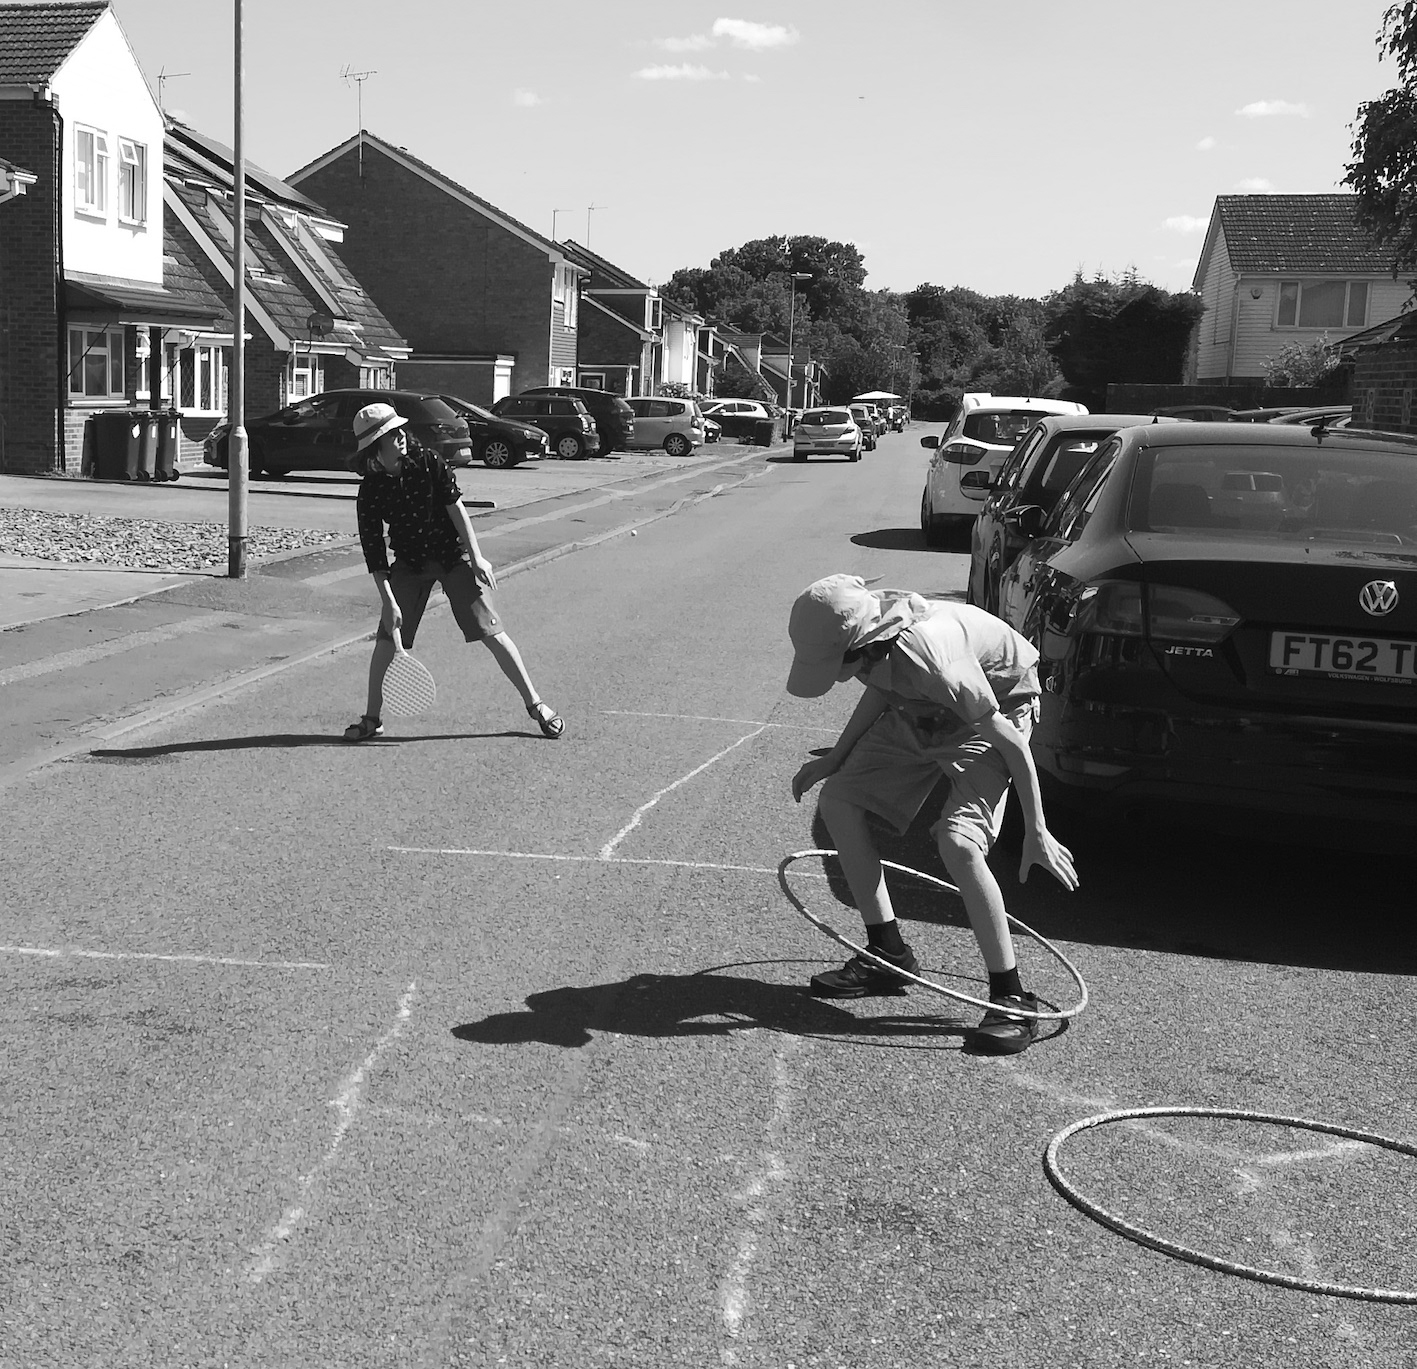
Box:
[1359,580,1399,616]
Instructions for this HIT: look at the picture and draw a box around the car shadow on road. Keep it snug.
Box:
[452,968,976,1053]
[799,784,1417,975]
[850,528,932,552]
[87,730,533,759]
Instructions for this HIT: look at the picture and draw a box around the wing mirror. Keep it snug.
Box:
[919,435,939,449]
[959,470,993,492]
[1004,504,1045,537]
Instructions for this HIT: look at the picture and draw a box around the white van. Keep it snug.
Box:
[919,393,1088,545]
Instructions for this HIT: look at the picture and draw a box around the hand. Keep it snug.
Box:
[792,754,840,803]
[381,600,403,641]
[1020,827,1078,891]
[473,557,498,590]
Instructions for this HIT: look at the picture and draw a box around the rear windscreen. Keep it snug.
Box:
[804,410,850,425]
[1134,443,1417,541]
[404,397,461,424]
[962,411,1042,445]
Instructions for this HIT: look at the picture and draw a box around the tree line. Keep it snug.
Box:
[663,236,1203,417]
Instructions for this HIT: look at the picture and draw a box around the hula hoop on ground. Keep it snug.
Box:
[778,849,1088,1022]
[1044,1106,1417,1304]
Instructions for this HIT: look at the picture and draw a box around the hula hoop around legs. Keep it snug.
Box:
[1044,1106,1417,1303]
[778,849,1088,1022]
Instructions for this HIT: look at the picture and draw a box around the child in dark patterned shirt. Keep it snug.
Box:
[344,403,564,742]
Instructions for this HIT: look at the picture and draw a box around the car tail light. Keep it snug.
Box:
[1073,581,1240,644]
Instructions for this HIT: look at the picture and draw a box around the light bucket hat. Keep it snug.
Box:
[786,575,882,697]
[353,402,408,452]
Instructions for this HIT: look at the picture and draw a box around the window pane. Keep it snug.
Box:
[109,333,123,394]
[84,332,108,397]
[1347,280,1369,328]
[1297,280,1345,328]
[1277,282,1298,327]
[68,330,84,392]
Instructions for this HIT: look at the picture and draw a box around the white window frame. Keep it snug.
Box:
[134,332,173,404]
[1276,279,1370,330]
[289,350,324,400]
[74,125,109,218]
[117,138,147,225]
[68,327,125,399]
[190,344,228,415]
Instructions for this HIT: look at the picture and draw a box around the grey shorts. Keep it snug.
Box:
[820,699,1040,855]
[377,559,502,646]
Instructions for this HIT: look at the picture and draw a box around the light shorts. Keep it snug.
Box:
[377,559,502,646]
[820,698,1040,856]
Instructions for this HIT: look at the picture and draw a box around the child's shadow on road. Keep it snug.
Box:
[451,967,971,1052]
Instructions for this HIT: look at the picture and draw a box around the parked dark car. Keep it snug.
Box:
[966,413,1176,611]
[438,395,550,467]
[992,421,1417,824]
[491,393,601,460]
[202,389,473,477]
[518,386,635,453]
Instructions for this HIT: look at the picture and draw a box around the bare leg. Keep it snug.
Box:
[364,635,397,718]
[817,790,896,926]
[481,631,540,708]
[936,828,1015,974]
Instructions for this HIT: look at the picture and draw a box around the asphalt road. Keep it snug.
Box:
[1,427,1413,1368]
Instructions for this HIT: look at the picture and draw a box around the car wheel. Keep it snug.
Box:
[664,433,692,457]
[921,490,946,547]
[555,434,585,460]
[849,446,862,462]
[482,439,516,469]
[794,451,808,462]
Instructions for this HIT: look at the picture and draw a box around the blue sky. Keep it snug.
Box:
[109,0,1400,299]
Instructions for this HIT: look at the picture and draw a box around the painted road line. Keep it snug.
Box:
[0,614,236,687]
[605,710,836,733]
[388,847,830,879]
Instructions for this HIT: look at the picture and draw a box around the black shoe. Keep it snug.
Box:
[970,992,1043,1055]
[809,944,919,998]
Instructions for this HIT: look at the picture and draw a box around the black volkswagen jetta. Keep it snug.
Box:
[994,421,1417,824]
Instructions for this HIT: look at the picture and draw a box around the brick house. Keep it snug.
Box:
[1342,310,1417,434]
[162,120,408,464]
[287,131,585,406]
[0,0,223,474]
[1188,194,1409,386]
[556,238,666,395]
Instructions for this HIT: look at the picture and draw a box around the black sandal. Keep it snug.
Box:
[527,701,565,739]
[343,714,384,742]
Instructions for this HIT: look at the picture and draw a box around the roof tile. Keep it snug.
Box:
[1216,194,1390,273]
[0,1,107,85]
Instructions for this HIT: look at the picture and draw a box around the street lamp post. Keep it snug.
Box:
[228,0,247,578]
[785,271,811,412]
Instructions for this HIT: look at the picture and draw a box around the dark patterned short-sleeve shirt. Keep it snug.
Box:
[357,441,464,575]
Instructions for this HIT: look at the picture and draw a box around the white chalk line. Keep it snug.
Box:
[605,709,836,734]
[247,980,417,1283]
[720,1034,800,1351]
[388,847,809,878]
[600,723,771,860]
[0,943,329,970]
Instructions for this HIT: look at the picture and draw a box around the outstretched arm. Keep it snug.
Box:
[971,709,1078,890]
[447,500,497,589]
[792,687,889,802]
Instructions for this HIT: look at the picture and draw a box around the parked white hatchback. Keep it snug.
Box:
[624,396,704,456]
[794,407,863,462]
[919,393,1087,546]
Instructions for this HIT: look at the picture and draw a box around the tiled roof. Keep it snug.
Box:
[559,238,647,290]
[161,224,231,327]
[167,120,328,217]
[1216,194,1391,273]
[0,2,106,85]
[288,131,557,254]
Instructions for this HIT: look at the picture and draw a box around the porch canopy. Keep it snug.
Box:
[65,275,222,331]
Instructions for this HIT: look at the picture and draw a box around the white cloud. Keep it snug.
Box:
[712,18,800,49]
[657,33,714,52]
[512,89,543,107]
[1236,99,1310,118]
[1195,135,1216,151]
[1235,177,1277,192]
[634,63,732,81]
[742,72,762,83]
[1164,215,1208,233]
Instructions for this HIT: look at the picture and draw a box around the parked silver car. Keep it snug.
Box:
[624,397,704,456]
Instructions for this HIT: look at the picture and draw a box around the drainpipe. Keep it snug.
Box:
[49,91,65,473]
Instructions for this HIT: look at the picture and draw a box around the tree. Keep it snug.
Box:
[1345,3,1417,282]
[1264,335,1339,387]
[1042,272,1204,410]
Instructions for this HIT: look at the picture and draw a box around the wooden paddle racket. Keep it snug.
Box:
[382,636,437,717]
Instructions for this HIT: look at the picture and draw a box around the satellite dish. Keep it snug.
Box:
[306,311,334,338]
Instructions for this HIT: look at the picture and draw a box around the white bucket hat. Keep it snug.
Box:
[353,402,408,452]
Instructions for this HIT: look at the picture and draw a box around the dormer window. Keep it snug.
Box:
[117,139,147,225]
[75,125,109,218]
